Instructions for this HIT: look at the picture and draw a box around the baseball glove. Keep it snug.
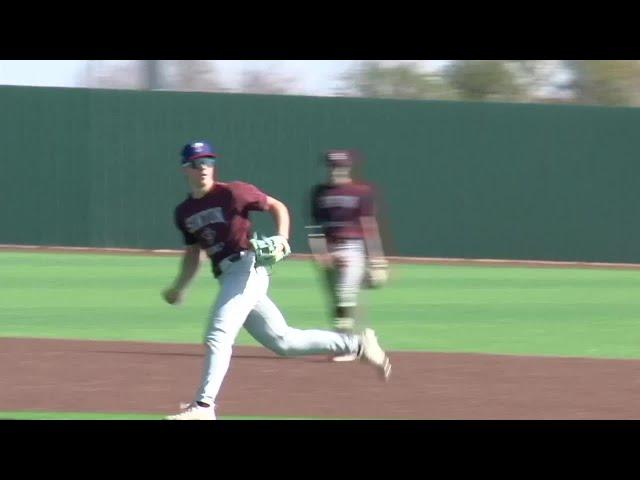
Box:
[250,234,291,267]
[364,257,389,289]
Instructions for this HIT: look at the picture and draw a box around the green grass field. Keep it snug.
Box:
[2,251,640,359]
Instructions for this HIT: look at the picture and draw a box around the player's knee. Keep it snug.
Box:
[271,343,293,357]
[204,326,234,351]
[333,317,355,332]
[336,288,358,307]
[269,334,295,357]
[271,346,290,357]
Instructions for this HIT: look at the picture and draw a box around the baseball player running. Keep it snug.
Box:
[163,141,391,420]
[308,150,389,362]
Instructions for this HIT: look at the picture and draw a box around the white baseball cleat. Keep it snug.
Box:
[165,402,216,420]
[359,328,392,381]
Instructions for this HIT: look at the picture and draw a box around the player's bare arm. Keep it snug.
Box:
[162,243,202,305]
[307,186,332,268]
[265,195,290,241]
[360,215,389,287]
[360,215,385,260]
[307,227,332,269]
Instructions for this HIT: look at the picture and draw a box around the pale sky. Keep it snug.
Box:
[0,60,449,96]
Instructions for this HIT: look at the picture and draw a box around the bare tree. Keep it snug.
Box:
[505,60,571,102]
[238,68,301,95]
[165,60,224,92]
[444,61,522,101]
[83,60,144,90]
[562,60,640,106]
[336,61,457,100]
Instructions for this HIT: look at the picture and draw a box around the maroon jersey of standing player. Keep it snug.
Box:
[174,181,268,274]
[310,182,376,244]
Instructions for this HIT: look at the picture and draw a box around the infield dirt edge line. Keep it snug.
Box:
[2,243,640,270]
[2,336,639,362]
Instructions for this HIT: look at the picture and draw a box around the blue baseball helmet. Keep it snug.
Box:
[181,141,218,166]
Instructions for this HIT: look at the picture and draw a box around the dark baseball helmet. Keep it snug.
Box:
[181,141,218,166]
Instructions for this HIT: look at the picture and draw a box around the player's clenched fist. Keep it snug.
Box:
[162,287,184,305]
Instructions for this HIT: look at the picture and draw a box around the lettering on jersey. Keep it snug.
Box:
[319,195,359,209]
[201,227,217,243]
[185,207,226,233]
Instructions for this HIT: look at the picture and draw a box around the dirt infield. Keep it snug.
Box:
[2,337,640,419]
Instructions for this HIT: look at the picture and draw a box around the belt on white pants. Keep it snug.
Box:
[213,251,245,278]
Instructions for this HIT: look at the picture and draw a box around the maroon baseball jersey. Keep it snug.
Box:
[310,182,376,243]
[174,181,269,272]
